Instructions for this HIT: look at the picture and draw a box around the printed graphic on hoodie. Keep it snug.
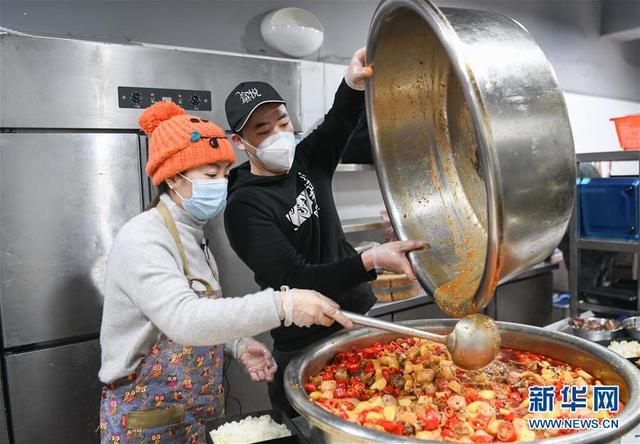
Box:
[286,172,320,231]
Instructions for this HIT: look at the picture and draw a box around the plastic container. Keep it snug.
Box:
[579,177,640,240]
[610,114,640,150]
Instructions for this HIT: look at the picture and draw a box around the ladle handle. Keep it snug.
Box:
[341,311,446,344]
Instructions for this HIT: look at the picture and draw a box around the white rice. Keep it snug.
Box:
[209,414,292,444]
[607,340,640,358]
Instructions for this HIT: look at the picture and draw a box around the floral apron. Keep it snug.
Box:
[99,202,224,444]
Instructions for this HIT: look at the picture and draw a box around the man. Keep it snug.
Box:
[224,48,424,414]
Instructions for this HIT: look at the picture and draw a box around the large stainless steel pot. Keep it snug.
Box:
[365,0,576,317]
[285,320,640,443]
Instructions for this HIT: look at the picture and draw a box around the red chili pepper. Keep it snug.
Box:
[335,386,347,399]
[341,400,355,410]
[347,353,362,364]
[420,408,440,431]
[471,415,489,430]
[383,385,395,395]
[443,406,455,419]
[351,382,364,394]
[345,363,360,373]
[336,380,346,389]
[466,388,479,403]
[381,369,390,381]
[303,383,316,393]
[335,352,347,363]
[358,391,371,401]
[378,420,404,435]
[471,433,494,443]
[496,421,517,442]
[363,347,379,359]
[346,388,357,399]
[445,416,461,430]
[441,429,457,439]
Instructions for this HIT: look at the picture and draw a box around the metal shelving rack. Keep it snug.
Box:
[336,163,389,233]
[335,163,375,173]
[341,217,390,233]
[569,150,640,317]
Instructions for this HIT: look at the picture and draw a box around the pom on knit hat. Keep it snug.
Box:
[139,102,186,135]
[139,102,236,185]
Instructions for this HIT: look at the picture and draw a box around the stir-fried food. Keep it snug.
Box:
[305,337,622,442]
[570,318,619,331]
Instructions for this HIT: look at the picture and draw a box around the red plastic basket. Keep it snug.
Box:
[610,113,640,150]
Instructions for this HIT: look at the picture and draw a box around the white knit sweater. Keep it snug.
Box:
[99,193,282,383]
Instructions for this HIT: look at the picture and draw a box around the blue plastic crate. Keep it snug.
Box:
[579,177,640,240]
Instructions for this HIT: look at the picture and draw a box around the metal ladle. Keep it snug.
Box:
[341,312,501,370]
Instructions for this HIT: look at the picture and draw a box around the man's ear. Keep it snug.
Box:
[230,133,246,152]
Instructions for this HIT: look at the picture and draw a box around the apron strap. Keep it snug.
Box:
[156,201,218,295]
[157,201,192,279]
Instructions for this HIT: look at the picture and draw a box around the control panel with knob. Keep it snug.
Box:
[118,86,211,111]
[130,91,142,104]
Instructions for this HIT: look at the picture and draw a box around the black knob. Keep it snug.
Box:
[626,226,635,234]
[190,95,200,106]
[131,92,142,104]
[625,186,634,193]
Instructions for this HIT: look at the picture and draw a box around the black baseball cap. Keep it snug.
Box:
[225,81,287,133]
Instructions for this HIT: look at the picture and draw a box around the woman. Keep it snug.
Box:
[98,101,351,443]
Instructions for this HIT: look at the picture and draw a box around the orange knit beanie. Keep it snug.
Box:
[139,102,236,186]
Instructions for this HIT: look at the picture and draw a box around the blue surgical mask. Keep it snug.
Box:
[173,174,228,221]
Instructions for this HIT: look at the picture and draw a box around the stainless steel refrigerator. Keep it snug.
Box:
[0,31,301,443]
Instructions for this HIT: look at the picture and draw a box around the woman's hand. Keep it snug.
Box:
[236,338,278,382]
[361,240,427,281]
[279,289,353,329]
[345,47,374,91]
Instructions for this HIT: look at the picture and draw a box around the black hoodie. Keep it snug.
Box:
[225,80,377,352]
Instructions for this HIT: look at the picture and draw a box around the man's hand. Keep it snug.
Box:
[345,47,374,91]
[362,240,427,281]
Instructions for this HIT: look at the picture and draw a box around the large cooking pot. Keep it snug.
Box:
[285,320,640,443]
[365,0,576,316]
